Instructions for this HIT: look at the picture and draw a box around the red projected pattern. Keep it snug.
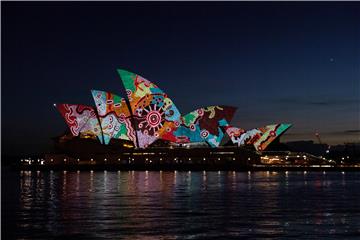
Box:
[54,69,292,149]
[176,106,237,147]
[55,104,95,135]
[55,104,102,142]
[118,69,182,148]
[224,124,292,151]
[91,90,136,146]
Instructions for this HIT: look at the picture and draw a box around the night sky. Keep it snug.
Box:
[2,2,360,155]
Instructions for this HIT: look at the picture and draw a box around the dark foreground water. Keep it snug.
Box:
[3,170,360,239]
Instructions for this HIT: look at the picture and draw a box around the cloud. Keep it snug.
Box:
[274,97,360,106]
[344,129,360,134]
[316,130,360,136]
[307,99,359,106]
[271,96,359,107]
[281,129,360,136]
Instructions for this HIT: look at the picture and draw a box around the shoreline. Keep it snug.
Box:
[12,164,360,172]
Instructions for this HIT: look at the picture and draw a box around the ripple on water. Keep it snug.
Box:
[3,171,360,239]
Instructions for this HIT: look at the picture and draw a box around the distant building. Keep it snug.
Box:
[285,140,328,156]
[285,140,360,163]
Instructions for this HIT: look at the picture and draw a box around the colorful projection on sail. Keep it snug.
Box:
[253,123,292,151]
[175,106,237,147]
[54,69,292,150]
[224,123,292,151]
[223,126,246,146]
[55,103,103,143]
[224,126,263,146]
[117,69,182,148]
[91,90,136,145]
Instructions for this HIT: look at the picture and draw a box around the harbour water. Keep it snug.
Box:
[3,169,360,239]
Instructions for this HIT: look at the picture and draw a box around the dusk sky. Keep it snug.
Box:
[2,2,360,154]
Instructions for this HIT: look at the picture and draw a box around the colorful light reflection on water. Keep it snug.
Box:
[3,170,360,239]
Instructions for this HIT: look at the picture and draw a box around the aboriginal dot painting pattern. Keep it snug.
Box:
[224,124,292,151]
[55,104,103,143]
[55,69,292,150]
[117,69,182,148]
[91,90,136,145]
[175,106,237,147]
[253,124,292,151]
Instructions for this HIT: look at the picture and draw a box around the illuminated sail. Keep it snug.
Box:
[239,128,263,146]
[253,123,292,151]
[91,90,136,145]
[117,69,182,148]
[54,69,293,150]
[175,105,237,147]
[223,126,247,146]
[55,103,103,143]
[174,108,205,144]
[224,123,291,150]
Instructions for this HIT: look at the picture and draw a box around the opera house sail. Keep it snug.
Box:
[55,103,103,143]
[117,69,182,148]
[54,69,292,151]
[176,106,237,147]
[91,90,136,146]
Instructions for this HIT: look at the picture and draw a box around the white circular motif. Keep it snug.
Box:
[200,130,209,139]
[146,110,162,128]
[118,113,126,123]
[136,108,142,117]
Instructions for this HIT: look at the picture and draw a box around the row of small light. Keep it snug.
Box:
[20,169,347,173]
[21,156,251,165]
[21,158,45,165]
[21,170,347,177]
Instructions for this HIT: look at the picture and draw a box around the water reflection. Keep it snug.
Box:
[10,171,360,239]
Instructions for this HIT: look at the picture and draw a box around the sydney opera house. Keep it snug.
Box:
[54,69,292,154]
